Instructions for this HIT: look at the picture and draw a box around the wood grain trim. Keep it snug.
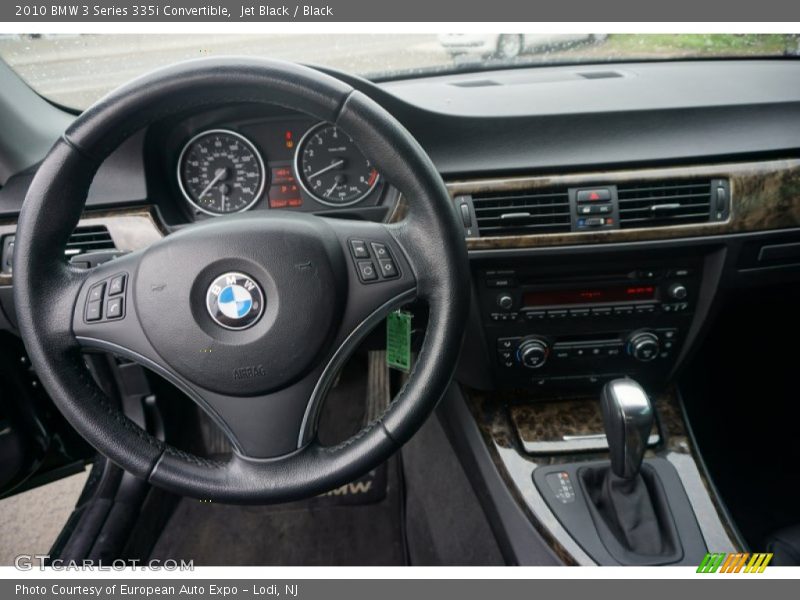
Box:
[0,206,165,286]
[447,158,800,249]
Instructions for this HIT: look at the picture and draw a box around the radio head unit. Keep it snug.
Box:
[477,259,701,390]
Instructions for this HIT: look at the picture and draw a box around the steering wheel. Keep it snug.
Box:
[12,58,469,503]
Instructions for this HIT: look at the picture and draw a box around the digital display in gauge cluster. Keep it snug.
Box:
[177,119,381,217]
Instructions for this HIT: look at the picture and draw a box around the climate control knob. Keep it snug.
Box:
[518,339,549,369]
[627,332,660,362]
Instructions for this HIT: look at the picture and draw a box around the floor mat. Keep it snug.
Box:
[149,457,405,566]
[0,469,88,564]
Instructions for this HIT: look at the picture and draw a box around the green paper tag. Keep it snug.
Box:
[386,310,412,372]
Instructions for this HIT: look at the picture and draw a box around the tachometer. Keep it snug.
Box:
[178,129,266,216]
[295,123,379,206]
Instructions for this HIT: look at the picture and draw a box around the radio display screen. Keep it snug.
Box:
[523,285,656,307]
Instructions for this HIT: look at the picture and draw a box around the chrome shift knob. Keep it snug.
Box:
[600,379,654,479]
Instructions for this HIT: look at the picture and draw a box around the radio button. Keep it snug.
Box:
[592,307,612,317]
[613,305,634,316]
[668,283,688,300]
[487,277,517,288]
[547,309,568,319]
[569,308,591,318]
[524,310,546,321]
[497,294,514,310]
[636,269,663,279]
[667,268,692,277]
[635,304,656,315]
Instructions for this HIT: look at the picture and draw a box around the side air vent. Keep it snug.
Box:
[616,180,716,229]
[472,187,572,236]
[65,225,116,256]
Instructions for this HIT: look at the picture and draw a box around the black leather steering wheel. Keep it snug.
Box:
[12,58,469,503]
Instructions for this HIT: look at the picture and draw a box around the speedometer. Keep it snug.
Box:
[295,123,379,206]
[178,129,266,216]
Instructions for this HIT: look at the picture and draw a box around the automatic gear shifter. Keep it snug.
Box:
[600,379,654,479]
[579,378,675,559]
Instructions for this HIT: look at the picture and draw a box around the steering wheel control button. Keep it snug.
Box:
[106,297,124,319]
[84,274,131,322]
[108,274,126,296]
[86,300,102,321]
[88,282,105,303]
[350,239,400,283]
[379,259,398,279]
[349,240,370,259]
[370,242,389,260]
[206,272,265,330]
[357,261,378,282]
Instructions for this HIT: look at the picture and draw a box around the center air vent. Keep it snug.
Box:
[65,225,115,256]
[616,179,718,229]
[472,188,572,236]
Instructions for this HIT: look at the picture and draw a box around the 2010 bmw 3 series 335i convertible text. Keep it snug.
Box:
[0,33,799,567]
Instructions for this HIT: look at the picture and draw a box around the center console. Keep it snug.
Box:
[476,255,703,390]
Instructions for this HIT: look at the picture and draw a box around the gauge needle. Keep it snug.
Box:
[198,168,227,199]
[324,181,339,197]
[307,159,344,180]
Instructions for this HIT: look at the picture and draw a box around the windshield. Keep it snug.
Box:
[0,33,797,110]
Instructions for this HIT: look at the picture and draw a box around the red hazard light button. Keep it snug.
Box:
[576,188,612,203]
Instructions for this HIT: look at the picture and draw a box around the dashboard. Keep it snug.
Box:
[1,59,800,396]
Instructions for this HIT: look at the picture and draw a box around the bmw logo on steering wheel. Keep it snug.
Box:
[206,272,265,330]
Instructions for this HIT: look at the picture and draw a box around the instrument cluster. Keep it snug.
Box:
[175,116,384,218]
